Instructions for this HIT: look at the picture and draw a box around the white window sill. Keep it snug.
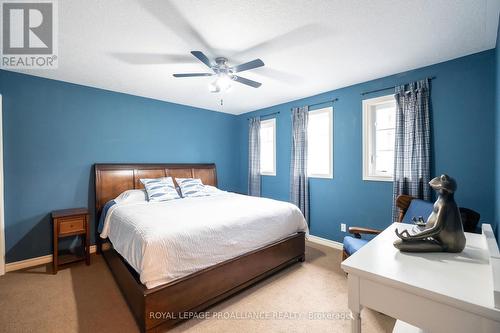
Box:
[308,174,333,179]
[363,175,393,182]
[260,172,276,176]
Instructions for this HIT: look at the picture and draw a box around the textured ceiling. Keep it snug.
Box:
[6,0,500,114]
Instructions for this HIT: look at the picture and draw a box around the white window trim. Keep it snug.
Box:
[307,107,333,179]
[362,95,394,182]
[260,118,276,176]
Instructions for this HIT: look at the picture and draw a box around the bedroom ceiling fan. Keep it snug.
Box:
[173,51,264,93]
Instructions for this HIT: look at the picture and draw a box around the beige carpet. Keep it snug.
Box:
[0,242,395,333]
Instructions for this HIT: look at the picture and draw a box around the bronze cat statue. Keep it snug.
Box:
[394,174,466,253]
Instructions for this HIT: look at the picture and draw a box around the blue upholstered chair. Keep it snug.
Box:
[342,195,434,260]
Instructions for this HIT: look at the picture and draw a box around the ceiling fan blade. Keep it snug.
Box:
[233,76,262,88]
[173,73,213,77]
[232,59,264,73]
[111,53,197,65]
[233,24,331,59]
[140,1,213,53]
[191,51,212,68]
[255,67,302,83]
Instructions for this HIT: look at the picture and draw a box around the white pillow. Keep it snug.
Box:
[114,189,147,203]
[203,185,225,195]
[175,178,209,198]
[140,177,181,202]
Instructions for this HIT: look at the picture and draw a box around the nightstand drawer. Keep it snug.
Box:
[58,217,85,235]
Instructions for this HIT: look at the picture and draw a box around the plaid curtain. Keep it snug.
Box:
[290,106,309,223]
[248,117,261,196]
[392,79,431,221]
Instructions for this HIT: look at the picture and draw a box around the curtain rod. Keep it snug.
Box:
[307,98,338,109]
[289,98,339,112]
[361,76,436,96]
[247,98,339,120]
[247,111,280,121]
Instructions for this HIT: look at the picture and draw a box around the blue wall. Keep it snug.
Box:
[1,47,498,262]
[496,16,500,242]
[237,50,497,244]
[0,70,240,263]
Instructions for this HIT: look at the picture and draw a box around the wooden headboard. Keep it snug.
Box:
[94,163,217,215]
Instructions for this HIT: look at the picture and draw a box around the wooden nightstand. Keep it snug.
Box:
[51,208,90,274]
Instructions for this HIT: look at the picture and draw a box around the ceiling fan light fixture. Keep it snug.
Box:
[209,74,232,93]
[217,74,232,92]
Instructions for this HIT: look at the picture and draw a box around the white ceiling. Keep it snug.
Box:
[7,0,500,115]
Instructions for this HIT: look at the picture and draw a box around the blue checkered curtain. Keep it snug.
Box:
[290,106,309,223]
[392,79,431,222]
[248,117,261,196]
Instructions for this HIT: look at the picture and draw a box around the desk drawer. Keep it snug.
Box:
[59,217,85,235]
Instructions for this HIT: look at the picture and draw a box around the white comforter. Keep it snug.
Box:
[100,192,308,289]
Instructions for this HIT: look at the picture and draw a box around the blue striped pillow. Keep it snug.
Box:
[140,177,180,202]
[175,178,209,198]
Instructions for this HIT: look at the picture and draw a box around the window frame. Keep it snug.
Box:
[259,118,276,176]
[307,106,333,179]
[362,94,396,182]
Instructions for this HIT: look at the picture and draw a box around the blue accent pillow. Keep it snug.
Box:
[175,178,209,198]
[140,177,181,202]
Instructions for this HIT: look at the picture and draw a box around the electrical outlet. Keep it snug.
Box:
[341,223,347,232]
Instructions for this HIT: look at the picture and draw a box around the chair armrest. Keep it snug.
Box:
[348,227,383,239]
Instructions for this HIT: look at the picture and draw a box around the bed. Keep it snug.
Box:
[94,163,307,332]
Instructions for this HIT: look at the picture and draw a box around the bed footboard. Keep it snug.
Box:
[102,232,305,332]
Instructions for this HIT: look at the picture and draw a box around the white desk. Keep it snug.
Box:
[341,223,500,333]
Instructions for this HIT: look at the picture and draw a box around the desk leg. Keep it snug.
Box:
[351,311,361,333]
[348,274,362,333]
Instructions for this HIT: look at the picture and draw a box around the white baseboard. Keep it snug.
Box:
[306,234,344,250]
[5,245,97,272]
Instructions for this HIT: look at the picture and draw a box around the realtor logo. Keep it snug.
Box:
[1,0,58,68]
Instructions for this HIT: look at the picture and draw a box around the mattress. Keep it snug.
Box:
[100,192,308,289]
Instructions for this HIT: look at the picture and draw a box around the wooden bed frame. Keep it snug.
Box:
[94,163,305,332]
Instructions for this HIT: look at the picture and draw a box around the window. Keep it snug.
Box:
[362,95,396,181]
[307,107,333,179]
[260,118,276,176]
